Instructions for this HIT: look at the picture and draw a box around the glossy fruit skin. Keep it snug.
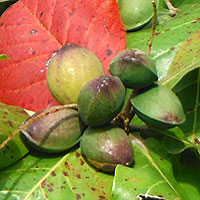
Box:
[47,44,105,105]
[78,75,125,127]
[20,107,86,153]
[131,84,186,129]
[118,0,159,31]
[109,49,158,89]
[80,124,134,172]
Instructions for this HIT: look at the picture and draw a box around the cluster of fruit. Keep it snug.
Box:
[20,44,185,172]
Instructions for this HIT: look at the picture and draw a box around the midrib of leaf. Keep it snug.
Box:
[24,153,71,200]
[192,68,200,140]
[138,141,184,199]
[21,0,62,47]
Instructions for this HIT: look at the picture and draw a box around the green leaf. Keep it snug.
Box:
[126,1,200,79]
[160,31,200,89]
[0,103,29,169]
[0,149,113,200]
[172,149,200,200]
[111,136,189,200]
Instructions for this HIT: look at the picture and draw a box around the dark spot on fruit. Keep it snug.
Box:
[69,8,75,16]
[32,51,36,55]
[40,12,44,17]
[5,145,10,149]
[106,49,113,56]
[194,138,200,145]
[51,171,56,176]
[76,194,81,200]
[90,187,96,191]
[10,155,14,159]
[41,180,46,188]
[63,171,68,176]
[0,22,3,26]
[161,113,180,123]
[76,174,81,179]
[29,29,38,35]
[76,152,81,157]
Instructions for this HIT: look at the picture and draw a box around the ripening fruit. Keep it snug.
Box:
[78,75,125,127]
[20,106,86,153]
[109,48,158,89]
[47,44,105,104]
[131,84,186,129]
[80,124,134,172]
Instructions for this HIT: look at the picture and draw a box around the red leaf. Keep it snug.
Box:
[0,0,126,111]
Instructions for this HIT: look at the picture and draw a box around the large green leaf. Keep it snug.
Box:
[0,103,29,169]
[111,136,189,200]
[126,1,200,79]
[0,149,113,200]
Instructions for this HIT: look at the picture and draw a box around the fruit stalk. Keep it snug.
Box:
[0,104,78,151]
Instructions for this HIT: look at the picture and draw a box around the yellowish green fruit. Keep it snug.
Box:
[47,44,105,104]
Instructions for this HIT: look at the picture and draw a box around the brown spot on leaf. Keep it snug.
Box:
[160,157,164,161]
[72,187,77,190]
[99,195,106,199]
[51,171,56,176]
[155,32,161,36]
[64,161,70,169]
[76,174,81,179]
[41,180,46,188]
[192,18,200,23]
[80,159,85,166]
[90,187,97,191]
[161,112,180,123]
[6,120,14,128]
[76,194,81,200]
[194,138,200,145]
[63,171,68,176]
[76,152,81,157]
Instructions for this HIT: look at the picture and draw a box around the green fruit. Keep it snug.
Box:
[47,44,105,104]
[80,124,134,172]
[131,84,186,129]
[78,75,125,127]
[109,49,158,89]
[21,106,86,153]
[118,0,159,31]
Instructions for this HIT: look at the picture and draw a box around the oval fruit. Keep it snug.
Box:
[131,84,186,129]
[80,124,134,172]
[78,75,125,127]
[118,0,159,31]
[109,49,157,89]
[47,44,105,104]
[21,106,86,153]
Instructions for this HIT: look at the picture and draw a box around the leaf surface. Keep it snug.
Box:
[0,103,29,169]
[0,0,126,111]
[126,1,200,80]
[0,149,113,200]
[111,136,189,200]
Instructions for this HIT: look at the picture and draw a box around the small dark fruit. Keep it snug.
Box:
[109,49,158,89]
[78,75,125,127]
[80,124,134,172]
[20,106,86,153]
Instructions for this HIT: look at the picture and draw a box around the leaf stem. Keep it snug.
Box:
[0,104,78,151]
[147,1,157,55]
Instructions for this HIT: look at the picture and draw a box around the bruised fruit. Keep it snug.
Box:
[109,48,158,89]
[118,0,159,31]
[47,44,105,104]
[80,124,134,172]
[131,84,186,129]
[78,75,125,127]
[20,106,86,153]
